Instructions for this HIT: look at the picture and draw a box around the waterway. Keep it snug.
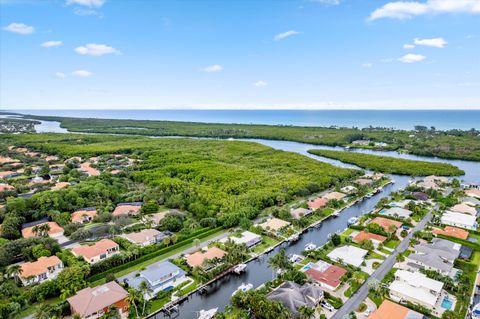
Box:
[25,118,480,318]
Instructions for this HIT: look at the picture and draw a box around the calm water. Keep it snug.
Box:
[7,109,480,130]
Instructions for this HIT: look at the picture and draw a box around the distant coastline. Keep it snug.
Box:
[3,109,480,130]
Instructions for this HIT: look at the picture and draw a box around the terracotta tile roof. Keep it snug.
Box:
[259,218,291,232]
[21,222,64,238]
[352,231,387,243]
[0,156,20,164]
[67,281,128,318]
[369,217,402,231]
[308,197,328,209]
[432,226,469,240]
[355,178,373,186]
[0,171,16,178]
[323,191,347,201]
[305,264,347,288]
[51,182,70,190]
[20,256,62,278]
[465,189,480,198]
[44,155,59,162]
[186,246,226,268]
[0,183,14,192]
[122,229,161,245]
[112,203,142,216]
[72,239,119,260]
[71,208,97,223]
[79,162,100,176]
[368,300,420,319]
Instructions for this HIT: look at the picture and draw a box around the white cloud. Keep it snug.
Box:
[72,70,92,77]
[3,22,34,35]
[55,72,66,79]
[368,0,480,20]
[74,43,120,56]
[274,30,300,41]
[398,53,426,63]
[41,40,63,48]
[253,80,268,87]
[202,64,223,72]
[362,63,373,68]
[403,44,415,49]
[66,0,105,7]
[414,37,447,48]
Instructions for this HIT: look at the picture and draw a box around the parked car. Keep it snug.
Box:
[320,301,334,311]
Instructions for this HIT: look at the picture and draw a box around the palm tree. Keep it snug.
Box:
[127,288,140,319]
[162,236,171,247]
[138,281,152,315]
[32,225,40,237]
[298,305,315,319]
[193,238,201,248]
[268,248,291,279]
[6,264,23,281]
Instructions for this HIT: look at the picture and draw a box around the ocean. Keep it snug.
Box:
[7,109,480,130]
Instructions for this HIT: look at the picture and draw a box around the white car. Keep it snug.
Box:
[320,301,334,311]
[363,309,371,317]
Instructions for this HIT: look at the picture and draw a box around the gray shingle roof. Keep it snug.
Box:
[267,281,323,316]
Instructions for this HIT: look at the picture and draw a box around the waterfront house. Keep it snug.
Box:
[389,270,443,310]
[290,207,313,219]
[258,217,291,235]
[121,228,164,247]
[308,197,328,210]
[72,239,120,264]
[368,300,425,319]
[323,191,347,201]
[463,196,480,207]
[112,202,142,217]
[220,231,262,248]
[450,203,478,216]
[465,189,480,199]
[340,185,357,194]
[327,245,368,267]
[369,217,402,232]
[304,260,347,290]
[18,256,63,286]
[67,281,129,319]
[441,211,477,230]
[380,207,412,219]
[354,178,374,186]
[407,238,461,276]
[126,261,186,299]
[267,281,324,317]
[185,246,226,269]
[352,231,387,247]
[21,221,64,239]
[432,226,469,240]
[71,207,97,224]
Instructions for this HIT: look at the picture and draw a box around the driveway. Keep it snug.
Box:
[332,211,433,319]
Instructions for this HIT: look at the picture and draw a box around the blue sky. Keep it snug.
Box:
[1,0,479,109]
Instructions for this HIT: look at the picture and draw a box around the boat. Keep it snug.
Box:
[472,303,480,319]
[365,193,373,198]
[198,308,218,319]
[232,283,253,296]
[287,233,299,242]
[288,254,303,263]
[304,242,317,251]
[331,212,340,217]
[347,217,358,225]
[233,263,247,274]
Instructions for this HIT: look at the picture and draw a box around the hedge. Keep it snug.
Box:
[87,227,223,282]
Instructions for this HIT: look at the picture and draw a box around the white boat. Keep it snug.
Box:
[288,254,303,263]
[304,242,317,251]
[232,283,254,296]
[472,303,480,319]
[331,212,340,217]
[365,193,373,198]
[287,233,299,242]
[198,308,218,319]
[347,217,358,225]
[233,263,247,274]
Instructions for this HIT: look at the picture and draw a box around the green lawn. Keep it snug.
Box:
[384,239,400,249]
[14,297,61,319]
[252,235,279,255]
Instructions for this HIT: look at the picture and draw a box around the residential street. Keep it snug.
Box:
[332,211,433,319]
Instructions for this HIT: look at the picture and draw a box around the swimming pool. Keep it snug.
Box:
[441,297,453,310]
[302,263,314,271]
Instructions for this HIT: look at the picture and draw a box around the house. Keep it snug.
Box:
[380,207,412,219]
[389,270,443,310]
[21,221,64,239]
[67,281,129,319]
[51,181,70,190]
[352,231,387,247]
[340,185,357,194]
[49,164,65,174]
[185,246,226,269]
[432,226,469,240]
[220,231,262,248]
[327,245,368,267]
[369,217,402,232]
[267,281,324,317]
[112,202,142,217]
[122,229,164,247]
[407,238,461,276]
[355,178,374,186]
[465,189,480,199]
[258,218,291,234]
[0,156,20,165]
[78,162,100,176]
[323,191,347,201]
[72,239,120,264]
[441,211,477,230]
[0,171,17,179]
[450,203,478,216]
[308,197,328,210]
[412,192,429,201]
[0,183,14,192]
[425,175,449,184]
[363,173,385,181]
[44,155,59,162]
[417,180,439,190]
[304,260,347,290]
[18,256,63,286]
[389,200,413,209]
[290,207,312,219]
[352,140,371,145]
[463,196,480,207]
[368,300,425,319]
[148,209,184,226]
[125,261,186,299]
[71,207,97,224]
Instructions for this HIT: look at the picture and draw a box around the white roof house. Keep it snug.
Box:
[441,211,477,230]
[220,231,262,248]
[327,245,368,267]
[340,185,357,194]
[389,270,443,310]
[381,207,412,219]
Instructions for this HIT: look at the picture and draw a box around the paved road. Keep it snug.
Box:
[332,211,433,319]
